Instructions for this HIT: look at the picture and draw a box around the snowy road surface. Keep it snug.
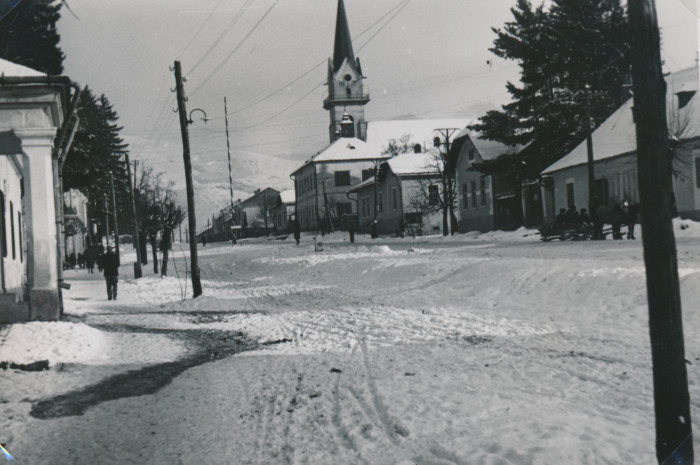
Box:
[1,228,700,464]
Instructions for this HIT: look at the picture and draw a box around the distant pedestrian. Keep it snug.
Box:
[370,220,378,239]
[84,246,96,274]
[102,245,120,301]
[348,222,355,243]
[293,219,301,245]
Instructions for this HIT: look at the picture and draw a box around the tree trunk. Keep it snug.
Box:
[149,237,159,274]
[628,1,693,463]
[161,244,169,276]
[139,231,148,265]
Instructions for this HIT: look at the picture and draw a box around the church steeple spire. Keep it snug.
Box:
[325,0,369,143]
[333,0,355,73]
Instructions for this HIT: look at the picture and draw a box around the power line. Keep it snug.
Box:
[225,0,410,117]
[179,0,228,61]
[235,0,412,130]
[189,0,281,97]
[186,0,255,76]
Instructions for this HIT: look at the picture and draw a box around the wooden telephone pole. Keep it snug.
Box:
[628,1,693,463]
[125,154,142,278]
[224,97,237,245]
[109,171,120,261]
[173,60,203,298]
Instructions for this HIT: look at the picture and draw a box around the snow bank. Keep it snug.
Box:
[0,322,187,366]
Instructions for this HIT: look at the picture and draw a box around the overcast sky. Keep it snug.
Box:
[57,0,698,220]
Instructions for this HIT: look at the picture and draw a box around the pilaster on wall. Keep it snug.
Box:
[15,128,59,320]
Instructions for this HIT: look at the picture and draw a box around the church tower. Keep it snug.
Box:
[324,0,370,143]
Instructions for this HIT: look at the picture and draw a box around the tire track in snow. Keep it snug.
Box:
[359,338,408,445]
[331,374,369,464]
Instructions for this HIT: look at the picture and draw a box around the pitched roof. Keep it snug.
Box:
[452,128,515,161]
[0,58,46,77]
[542,66,700,174]
[293,118,472,175]
[332,0,355,74]
[279,189,295,204]
[386,150,439,176]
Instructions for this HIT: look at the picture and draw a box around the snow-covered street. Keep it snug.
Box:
[2,227,700,464]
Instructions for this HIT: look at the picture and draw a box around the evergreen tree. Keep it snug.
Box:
[470,0,631,179]
[63,87,131,239]
[0,0,64,75]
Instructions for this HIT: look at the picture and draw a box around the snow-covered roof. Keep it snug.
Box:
[0,58,46,78]
[542,66,700,174]
[452,128,515,161]
[279,189,295,204]
[386,150,438,176]
[365,118,472,152]
[347,176,375,193]
[293,118,472,174]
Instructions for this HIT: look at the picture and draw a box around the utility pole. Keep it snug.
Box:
[628,1,693,464]
[434,128,460,235]
[125,154,142,278]
[173,59,203,297]
[585,85,597,229]
[224,97,237,245]
[103,193,110,247]
[109,171,120,261]
[322,179,334,233]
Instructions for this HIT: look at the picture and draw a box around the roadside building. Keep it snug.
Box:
[541,66,700,222]
[447,130,522,232]
[271,189,295,234]
[349,148,443,236]
[0,58,74,322]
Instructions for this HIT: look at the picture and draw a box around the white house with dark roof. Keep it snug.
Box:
[348,148,444,235]
[447,129,519,232]
[541,66,700,223]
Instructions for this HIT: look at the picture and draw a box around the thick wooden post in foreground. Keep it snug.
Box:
[173,60,203,298]
[628,1,693,463]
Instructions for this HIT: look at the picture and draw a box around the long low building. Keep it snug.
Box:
[541,66,700,222]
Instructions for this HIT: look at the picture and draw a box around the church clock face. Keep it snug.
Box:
[344,74,352,82]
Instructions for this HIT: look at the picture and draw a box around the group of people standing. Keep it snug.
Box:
[65,243,120,301]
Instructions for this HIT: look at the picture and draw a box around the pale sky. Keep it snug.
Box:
[57,0,699,224]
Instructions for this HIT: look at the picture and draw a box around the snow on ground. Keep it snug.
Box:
[1,222,700,464]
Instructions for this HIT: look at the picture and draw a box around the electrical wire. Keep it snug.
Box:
[189,0,281,97]
[186,0,255,76]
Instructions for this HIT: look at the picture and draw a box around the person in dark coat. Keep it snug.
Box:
[370,220,378,239]
[293,219,301,245]
[84,246,96,274]
[555,208,567,224]
[611,203,623,240]
[102,246,120,300]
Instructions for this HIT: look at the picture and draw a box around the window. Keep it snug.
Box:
[335,170,351,186]
[468,149,475,161]
[0,190,5,258]
[10,202,15,259]
[392,188,397,209]
[346,87,352,98]
[480,177,487,207]
[595,178,609,206]
[621,170,637,203]
[336,202,352,216]
[462,184,468,209]
[429,185,439,206]
[471,181,477,208]
[566,182,575,208]
[362,169,374,181]
[17,212,22,263]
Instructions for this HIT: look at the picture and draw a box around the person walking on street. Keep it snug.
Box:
[102,245,120,300]
[293,218,301,245]
[84,246,96,274]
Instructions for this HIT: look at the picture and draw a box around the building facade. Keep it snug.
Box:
[0,58,72,323]
[541,66,700,223]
